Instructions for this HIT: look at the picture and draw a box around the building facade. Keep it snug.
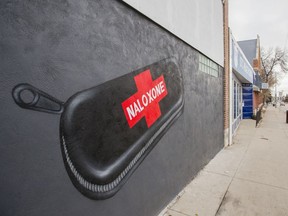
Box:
[229,32,254,141]
[238,36,264,114]
[0,0,226,215]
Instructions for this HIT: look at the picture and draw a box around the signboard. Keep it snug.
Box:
[262,83,269,89]
[242,83,253,119]
[231,33,254,84]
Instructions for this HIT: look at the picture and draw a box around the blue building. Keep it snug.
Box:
[230,31,254,139]
[238,36,264,114]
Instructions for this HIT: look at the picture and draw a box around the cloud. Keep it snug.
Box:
[229,0,288,49]
[229,0,288,94]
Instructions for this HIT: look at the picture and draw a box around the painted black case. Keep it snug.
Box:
[12,57,184,200]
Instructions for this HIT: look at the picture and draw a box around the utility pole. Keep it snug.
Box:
[275,71,277,108]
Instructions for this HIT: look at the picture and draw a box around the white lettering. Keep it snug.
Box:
[126,105,135,120]
[142,95,148,106]
[124,79,167,122]
[133,101,141,115]
[151,88,156,99]
[137,99,144,111]
[147,90,154,103]
[155,84,162,95]
[159,81,165,93]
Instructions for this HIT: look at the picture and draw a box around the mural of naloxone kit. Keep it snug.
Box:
[12,58,184,200]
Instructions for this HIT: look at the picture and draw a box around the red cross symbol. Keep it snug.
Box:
[122,70,168,128]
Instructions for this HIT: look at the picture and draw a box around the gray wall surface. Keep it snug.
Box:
[122,0,224,66]
[0,0,224,215]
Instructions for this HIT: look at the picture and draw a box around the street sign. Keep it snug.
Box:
[262,83,269,89]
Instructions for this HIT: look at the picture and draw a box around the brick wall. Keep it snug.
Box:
[253,35,264,112]
[223,0,230,146]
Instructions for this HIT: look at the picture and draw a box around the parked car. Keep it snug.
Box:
[280,101,285,106]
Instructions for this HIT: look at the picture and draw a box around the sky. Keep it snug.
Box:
[229,0,288,95]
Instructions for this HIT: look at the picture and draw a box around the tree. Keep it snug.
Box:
[261,47,288,103]
[261,47,288,86]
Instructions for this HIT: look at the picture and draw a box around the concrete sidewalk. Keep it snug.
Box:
[159,105,288,216]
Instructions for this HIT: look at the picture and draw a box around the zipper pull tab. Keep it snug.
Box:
[12,83,64,114]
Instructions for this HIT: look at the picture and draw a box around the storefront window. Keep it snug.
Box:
[234,81,237,119]
[238,84,241,116]
[233,79,242,121]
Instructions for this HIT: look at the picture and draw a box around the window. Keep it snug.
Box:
[238,84,241,116]
[234,81,237,119]
[233,79,242,120]
[199,54,219,77]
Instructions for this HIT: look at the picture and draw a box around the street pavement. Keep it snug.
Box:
[158,104,288,216]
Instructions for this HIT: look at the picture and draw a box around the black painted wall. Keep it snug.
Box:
[0,0,223,215]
